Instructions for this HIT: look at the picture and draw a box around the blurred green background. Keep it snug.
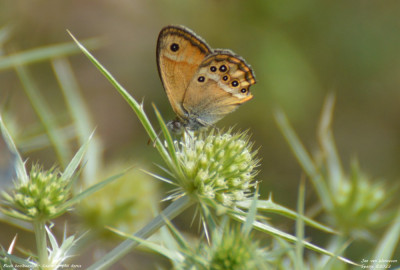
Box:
[1,0,399,267]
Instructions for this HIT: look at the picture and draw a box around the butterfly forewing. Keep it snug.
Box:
[157,25,211,118]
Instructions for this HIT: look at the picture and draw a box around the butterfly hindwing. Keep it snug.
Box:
[182,51,256,126]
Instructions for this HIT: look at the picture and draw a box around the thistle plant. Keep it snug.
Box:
[149,221,273,270]
[275,94,398,264]
[0,114,84,267]
[328,161,390,238]
[203,226,262,270]
[150,129,260,240]
[0,114,122,269]
[275,95,394,235]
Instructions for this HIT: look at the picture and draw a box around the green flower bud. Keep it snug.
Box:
[78,162,160,238]
[332,163,390,236]
[1,165,70,221]
[179,223,267,270]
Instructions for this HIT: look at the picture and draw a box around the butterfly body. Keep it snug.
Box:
[157,25,256,132]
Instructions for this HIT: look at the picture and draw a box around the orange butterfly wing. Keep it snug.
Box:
[156,25,211,119]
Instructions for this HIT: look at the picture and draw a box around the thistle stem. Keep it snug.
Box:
[33,219,48,268]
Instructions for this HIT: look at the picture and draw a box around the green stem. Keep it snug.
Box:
[33,219,48,269]
[15,65,71,169]
[87,195,194,270]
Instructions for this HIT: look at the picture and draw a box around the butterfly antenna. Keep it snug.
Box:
[153,128,164,147]
[147,128,164,147]
[183,127,194,142]
[210,124,220,133]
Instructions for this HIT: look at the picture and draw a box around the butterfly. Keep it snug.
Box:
[157,25,256,133]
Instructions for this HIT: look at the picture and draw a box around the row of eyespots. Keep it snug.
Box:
[168,43,249,94]
[198,68,247,94]
[210,64,247,94]
[197,74,247,94]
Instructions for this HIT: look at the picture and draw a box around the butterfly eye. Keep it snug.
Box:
[231,80,239,87]
[210,66,217,72]
[170,43,179,52]
[198,76,205,82]
[240,88,247,93]
[219,65,227,72]
[222,75,229,81]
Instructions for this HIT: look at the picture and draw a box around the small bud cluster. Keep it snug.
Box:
[181,225,266,270]
[79,162,160,237]
[207,227,260,269]
[2,165,69,220]
[332,165,388,235]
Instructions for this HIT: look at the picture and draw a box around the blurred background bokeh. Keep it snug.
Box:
[1,0,399,268]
